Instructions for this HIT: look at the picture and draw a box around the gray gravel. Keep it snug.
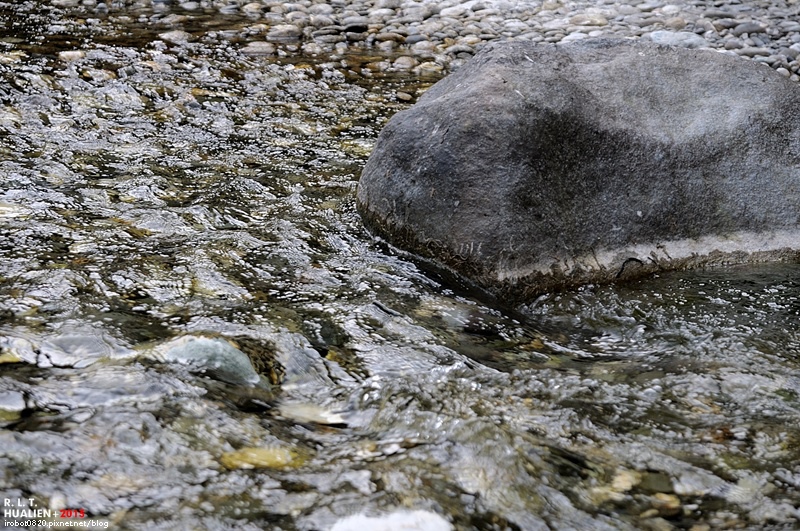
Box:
[137,0,800,80]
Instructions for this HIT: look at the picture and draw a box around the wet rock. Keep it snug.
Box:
[569,14,608,26]
[0,391,26,421]
[732,22,766,37]
[308,3,333,15]
[445,43,474,55]
[151,336,261,386]
[267,24,303,43]
[277,402,346,426]
[285,11,310,25]
[644,30,708,48]
[58,50,86,61]
[219,446,303,469]
[369,8,396,21]
[158,30,193,44]
[241,2,263,15]
[561,32,588,43]
[664,17,686,31]
[241,41,276,55]
[309,14,335,27]
[392,55,418,69]
[781,22,800,33]
[34,331,130,368]
[736,47,771,58]
[724,38,745,50]
[375,31,405,43]
[414,61,444,75]
[341,15,369,32]
[445,6,475,19]
[713,18,739,31]
[650,493,681,516]
[282,3,307,13]
[346,31,369,42]
[405,34,428,45]
[357,39,800,299]
[411,40,436,55]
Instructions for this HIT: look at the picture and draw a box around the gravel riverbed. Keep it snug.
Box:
[81,0,800,80]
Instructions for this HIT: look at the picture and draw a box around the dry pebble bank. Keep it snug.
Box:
[94,0,800,80]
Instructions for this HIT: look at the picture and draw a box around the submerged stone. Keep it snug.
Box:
[0,391,26,422]
[151,336,261,386]
[357,39,800,300]
[219,446,302,470]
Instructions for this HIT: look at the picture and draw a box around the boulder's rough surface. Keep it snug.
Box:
[357,38,800,300]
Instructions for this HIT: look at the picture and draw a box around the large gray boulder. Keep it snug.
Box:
[357,38,800,300]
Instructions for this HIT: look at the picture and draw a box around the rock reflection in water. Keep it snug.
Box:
[0,2,799,530]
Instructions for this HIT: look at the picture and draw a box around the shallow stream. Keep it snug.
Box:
[1,2,799,530]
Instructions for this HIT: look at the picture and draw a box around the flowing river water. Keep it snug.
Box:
[1,2,800,530]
